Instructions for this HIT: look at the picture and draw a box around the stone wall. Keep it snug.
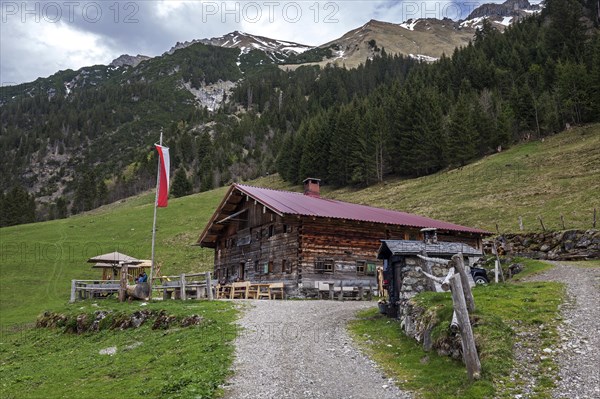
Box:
[492,229,599,260]
[395,256,479,361]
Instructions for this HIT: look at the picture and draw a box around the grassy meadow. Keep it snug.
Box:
[0,187,227,326]
[0,301,237,399]
[0,124,598,398]
[1,124,599,326]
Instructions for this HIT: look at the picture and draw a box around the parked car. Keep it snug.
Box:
[470,267,489,284]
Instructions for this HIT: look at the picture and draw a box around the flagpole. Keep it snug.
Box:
[149,131,163,299]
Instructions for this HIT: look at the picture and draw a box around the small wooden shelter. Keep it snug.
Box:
[87,252,149,282]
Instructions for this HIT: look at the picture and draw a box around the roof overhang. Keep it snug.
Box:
[197,184,284,248]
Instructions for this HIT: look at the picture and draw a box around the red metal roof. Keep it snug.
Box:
[235,184,491,235]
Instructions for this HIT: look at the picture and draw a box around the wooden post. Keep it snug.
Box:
[420,250,436,292]
[538,216,546,231]
[450,311,459,333]
[449,274,481,381]
[452,253,475,313]
[338,280,344,301]
[205,272,213,300]
[358,286,364,301]
[560,214,565,230]
[70,280,77,303]
[329,283,334,300]
[367,283,373,300]
[518,216,523,231]
[180,273,187,301]
[495,222,500,234]
[593,208,597,229]
[492,241,505,283]
[118,263,128,302]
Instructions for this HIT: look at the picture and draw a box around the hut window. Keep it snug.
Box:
[315,259,334,274]
[268,225,274,238]
[283,259,292,274]
[356,261,366,275]
[283,224,288,233]
[254,260,260,274]
[408,233,418,241]
[357,261,376,276]
[268,260,274,274]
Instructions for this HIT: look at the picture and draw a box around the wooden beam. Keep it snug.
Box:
[417,254,450,265]
[216,208,248,224]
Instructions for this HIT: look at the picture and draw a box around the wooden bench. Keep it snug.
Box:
[230,281,250,299]
[269,283,285,300]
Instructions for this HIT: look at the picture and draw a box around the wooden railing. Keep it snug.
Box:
[70,280,120,302]
[70,272,215,302]
[153,272,214,301]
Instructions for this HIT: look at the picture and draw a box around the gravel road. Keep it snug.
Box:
[223,300,413,399]
[524,261,600,399]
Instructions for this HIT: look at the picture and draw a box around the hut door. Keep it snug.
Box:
[239,262,245,281]
[393,259,404,300]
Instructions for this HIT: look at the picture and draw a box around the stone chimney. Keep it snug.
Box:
[303,178,321,198]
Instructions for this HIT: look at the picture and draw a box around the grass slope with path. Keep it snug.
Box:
[1,124,598,326]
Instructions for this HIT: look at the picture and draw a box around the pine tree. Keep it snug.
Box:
[446,89,478,166]
[171,168,193,198]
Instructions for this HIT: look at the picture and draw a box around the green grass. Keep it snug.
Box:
[511,258,555,281]
[0,300,237,399]
[0,187,227,326]
[349,282,563,399]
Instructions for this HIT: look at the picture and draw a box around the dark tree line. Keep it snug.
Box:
[277,0,600,186]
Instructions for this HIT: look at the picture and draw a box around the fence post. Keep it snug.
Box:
[205,272,213,300]
[70,280,77,303]
[118,263,128,302]
[518,216,523,231]
[338,280,344,301]
[449,274,481,381]
[452,253,476,313]
[180,273,187,301]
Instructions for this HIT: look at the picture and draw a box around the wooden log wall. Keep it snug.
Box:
[213,198,301,284]
[298,218,415,287]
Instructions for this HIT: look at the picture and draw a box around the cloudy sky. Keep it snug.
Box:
[1,0,496,85]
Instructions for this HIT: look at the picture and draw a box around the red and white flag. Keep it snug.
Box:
[155,144,170,207]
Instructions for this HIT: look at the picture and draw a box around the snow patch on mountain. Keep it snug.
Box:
[400,19,420,31]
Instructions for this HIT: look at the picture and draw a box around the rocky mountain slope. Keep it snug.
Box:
[167,31,313,63]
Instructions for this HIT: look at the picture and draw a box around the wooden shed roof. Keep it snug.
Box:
[86,252,141,265]
[198,184,491,248]
[377,240,484,259]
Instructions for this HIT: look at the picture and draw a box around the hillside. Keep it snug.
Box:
[1,124,598,326]
[1,0,598,226]
[259,124,600,232]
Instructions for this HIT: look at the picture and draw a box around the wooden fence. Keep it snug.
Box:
[70,272,215,303]
[154,272,214,300]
